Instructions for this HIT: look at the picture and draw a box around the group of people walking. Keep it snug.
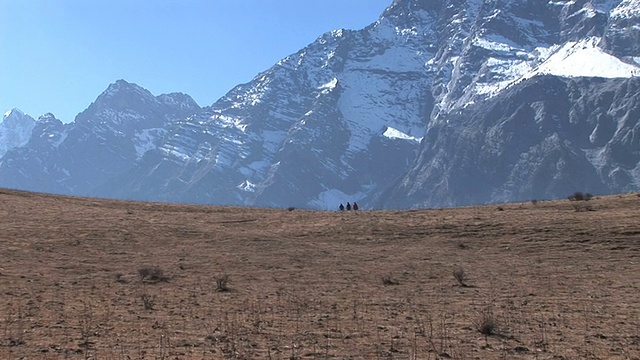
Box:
[339,202,359,211]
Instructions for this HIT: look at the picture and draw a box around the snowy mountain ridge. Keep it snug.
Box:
[1,0,639,209]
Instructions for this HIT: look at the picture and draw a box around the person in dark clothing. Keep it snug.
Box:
[353,202,359,211]
[346,202,352,210]
[339,203,345,211]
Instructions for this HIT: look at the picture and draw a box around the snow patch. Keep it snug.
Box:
[473,58,535,97]
[50,131,68,148]
[383,127,422,143]
[527,37,640,78]
[134,128,166,160]
[212,114,248,132]
[473,36,517,52]
[237,180,256,192]
[319,78,338,94]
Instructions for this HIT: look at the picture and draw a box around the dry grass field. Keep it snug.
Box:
[0,188,639,359]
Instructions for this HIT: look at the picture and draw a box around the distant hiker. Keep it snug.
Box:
[346,202,352,211]
[353,202,359,211]
[339,203,345,211]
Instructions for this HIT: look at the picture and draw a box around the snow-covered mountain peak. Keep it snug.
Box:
[3,108,25,121]
[2,108,34,129]
[0,108,36,158]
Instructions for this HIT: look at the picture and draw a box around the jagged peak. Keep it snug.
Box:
[379,0,442,26]
[99,79,154,101]
[3,108,24,119]
[37,113,59,122]
[76,79,159,119]
[158,92,200,107]
[2,109,36,128]
[383,0,442,14]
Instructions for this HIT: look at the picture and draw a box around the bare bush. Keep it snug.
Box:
[140,293,156,310]
[568,192,593,201]
[115,273,127,284]
[474,308,498,336]
[453,267,469,287]
[138,267,169,283]
[573,203,594,212]
[382,275,400,286]
[216,274,231,292]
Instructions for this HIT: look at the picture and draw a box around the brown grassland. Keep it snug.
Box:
[0,188,639,359]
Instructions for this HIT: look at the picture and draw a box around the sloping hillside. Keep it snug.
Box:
[0,189,639,359]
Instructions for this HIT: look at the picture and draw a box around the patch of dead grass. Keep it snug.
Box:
[0,189,639,359]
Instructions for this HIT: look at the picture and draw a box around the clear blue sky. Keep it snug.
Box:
[1,0,391,123]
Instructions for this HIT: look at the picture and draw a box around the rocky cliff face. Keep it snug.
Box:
[375,0,640,208]
[379,75,640,208]
[1,0,639,209]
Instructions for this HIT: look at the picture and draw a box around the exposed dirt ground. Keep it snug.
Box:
[0,188,639,359]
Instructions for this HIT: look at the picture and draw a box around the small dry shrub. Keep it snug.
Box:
[474,308,498,336]
[138,267,169,283]
[573,203,594,212]
[216,274,231,292]
[115,273,127,284]
[453,267,468,287]
[568,192,593,201]
[140,293,156,310]
[382,275,400,286]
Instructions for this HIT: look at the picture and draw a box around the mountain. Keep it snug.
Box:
[379,75,640,208]
[377,0,640,208]
[0,81,200,196]
[1,0,639,209]
[0,109,36,158]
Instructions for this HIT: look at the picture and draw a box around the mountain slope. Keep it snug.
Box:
[380,75,640,208]
[97,19,435,208]
[1,0,639,209]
